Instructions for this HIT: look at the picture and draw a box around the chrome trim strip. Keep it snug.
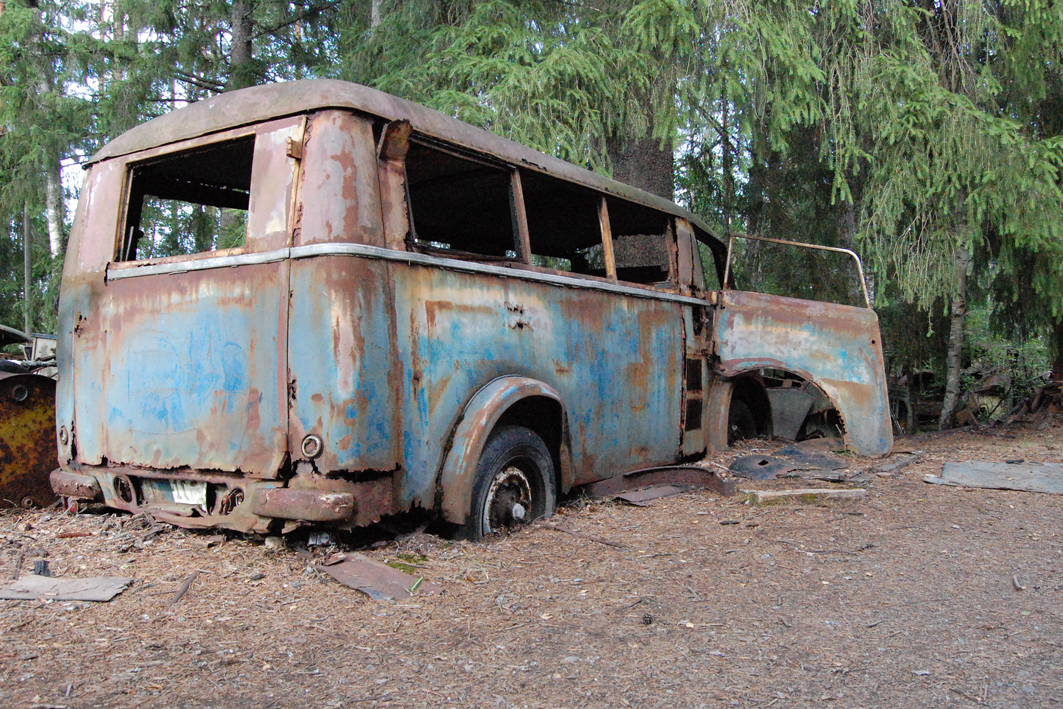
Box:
[106,242,711,307]
[107,249,290,280]
[291,243,708,305]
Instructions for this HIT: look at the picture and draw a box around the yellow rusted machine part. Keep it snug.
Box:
[0,373,58,508]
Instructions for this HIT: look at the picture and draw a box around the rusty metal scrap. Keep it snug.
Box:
[0,373,59,508]
[317,553,441,600]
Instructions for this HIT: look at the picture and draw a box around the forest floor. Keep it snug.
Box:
[1,416,1062,709]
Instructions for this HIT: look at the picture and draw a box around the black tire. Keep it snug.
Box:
[728,399,757,444]
[461,425,556,541]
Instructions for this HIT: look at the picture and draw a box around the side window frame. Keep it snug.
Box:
[112,116,305,266]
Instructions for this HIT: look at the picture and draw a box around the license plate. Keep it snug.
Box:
[171,480,207,506]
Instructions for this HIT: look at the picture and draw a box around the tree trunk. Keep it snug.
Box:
[721,79,733,237]
[605,135,673,201]
[1052,320,1063,382]
[938,244,971,429]
[23,202,31,334]
[371,0,381,28]
[42,149,63,255]
[227,0,255,91]
[26,0,64,255]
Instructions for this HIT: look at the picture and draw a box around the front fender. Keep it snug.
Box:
[713,290,893,456]
[438,376,568,524]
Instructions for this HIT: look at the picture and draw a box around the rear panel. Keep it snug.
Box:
[64,117,305,478]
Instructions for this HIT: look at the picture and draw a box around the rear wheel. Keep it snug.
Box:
[461,426,556,541]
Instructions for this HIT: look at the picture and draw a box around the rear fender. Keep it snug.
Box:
[438,376,570,524]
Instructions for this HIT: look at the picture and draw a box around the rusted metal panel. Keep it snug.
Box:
[0,373,58,508]
[376,120,412,252]
[712,290,892,456]
[297,111,384,246]
[389,263,684,516]
[249,117,306,248]
[65,119,304,480]
[286,255,398,474]
[71,261,291,476]
[250,489,354,522]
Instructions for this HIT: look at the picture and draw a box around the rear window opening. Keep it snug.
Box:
[405,142,515,260]
[118,136,254,262]
[521,170,604,274]
[607,198,673,285]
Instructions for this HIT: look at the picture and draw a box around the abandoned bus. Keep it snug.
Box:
[50,80,892,539]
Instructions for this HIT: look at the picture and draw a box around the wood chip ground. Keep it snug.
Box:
[1,417,1061,708]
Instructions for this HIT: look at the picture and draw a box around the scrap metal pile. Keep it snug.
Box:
[0,325,59,509]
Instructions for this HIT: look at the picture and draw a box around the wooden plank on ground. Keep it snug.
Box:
[924,462,1063,494]
[741,488,866,504]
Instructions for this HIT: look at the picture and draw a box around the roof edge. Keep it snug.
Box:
[88,79,723,243]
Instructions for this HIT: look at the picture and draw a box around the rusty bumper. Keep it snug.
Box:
[49,464,383,533]
[50,469,103,501]
[250,489,354,522]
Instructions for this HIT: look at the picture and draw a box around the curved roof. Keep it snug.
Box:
[90,79,722,244]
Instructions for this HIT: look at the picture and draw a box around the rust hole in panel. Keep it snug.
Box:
[114,476,135,504]
[684,399,703,432]
[685,358,702,392]
[217,487,244,516]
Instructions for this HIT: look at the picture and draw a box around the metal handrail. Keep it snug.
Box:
[722,233,872,309]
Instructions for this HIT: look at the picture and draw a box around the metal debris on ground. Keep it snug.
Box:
[742,488,867,504]
[869,451,925,475]
[317,553,441,601]
[615,485,689,506]
[0,574,132,602]
[924,462,1063,494]
[582,465,735,499]
[728,455,794,480]
[773,444,850,470]
[307,531,331,546]
[809,470,848,483]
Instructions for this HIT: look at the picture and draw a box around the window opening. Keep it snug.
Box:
[520,170,604,274]
[405,142,515,260]
[119,136,254,262]
[607,198,673,285]
[697,238,723,290]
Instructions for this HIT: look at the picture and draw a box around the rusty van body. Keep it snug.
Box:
[51,80,891,537]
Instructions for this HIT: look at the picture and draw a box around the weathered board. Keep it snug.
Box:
[925,462,1063,494]
[0,575,132,602]
[741,488,866,503]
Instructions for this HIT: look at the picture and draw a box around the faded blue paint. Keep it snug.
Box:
[389,263,683,511]
[70,262,290,475]
[286,256,397,473]
[713,290,892,456]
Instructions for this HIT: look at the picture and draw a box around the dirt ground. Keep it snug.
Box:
[1,418,1062,709]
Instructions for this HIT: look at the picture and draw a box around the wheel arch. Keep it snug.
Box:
[712,362,859,450]
[705,373,772,450]
[437,376,572,525]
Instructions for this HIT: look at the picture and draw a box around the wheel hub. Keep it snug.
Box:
[481,465,533,536]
